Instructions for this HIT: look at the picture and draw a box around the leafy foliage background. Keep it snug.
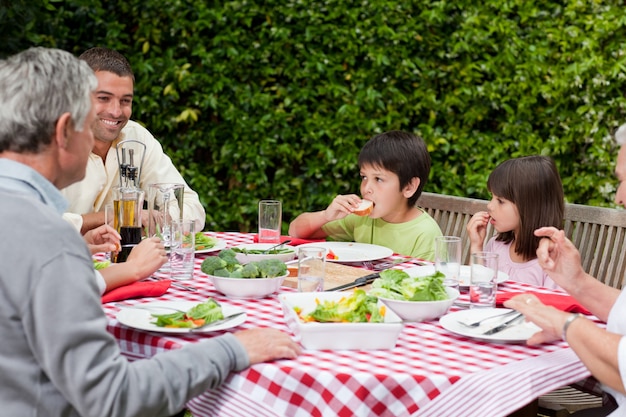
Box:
[3,0,626,232]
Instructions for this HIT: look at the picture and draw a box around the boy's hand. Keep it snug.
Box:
[324,194,362,221]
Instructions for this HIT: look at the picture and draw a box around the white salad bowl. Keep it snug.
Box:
[378,287,460,322]
[208,273,288,299]
[232,243,297,264]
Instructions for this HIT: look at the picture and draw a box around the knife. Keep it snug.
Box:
[190,312,245,332]
[481,312,524,335]
[325,272,380,292]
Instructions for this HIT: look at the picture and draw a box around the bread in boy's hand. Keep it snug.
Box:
[354,200,374,216]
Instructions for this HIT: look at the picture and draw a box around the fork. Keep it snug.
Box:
[368,257,428,271]
[457,310,518,328]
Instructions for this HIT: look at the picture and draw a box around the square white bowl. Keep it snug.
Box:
[279,292,403,350]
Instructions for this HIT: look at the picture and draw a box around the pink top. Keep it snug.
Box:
[485,237,561,290]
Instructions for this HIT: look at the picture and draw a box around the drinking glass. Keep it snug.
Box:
[258,200,281,244]
[435,236,462,291]
[170,219,195,280]
[297,246,327,292]
[147,183,185,271]
[469,252,499,308]
[104,203,115,261]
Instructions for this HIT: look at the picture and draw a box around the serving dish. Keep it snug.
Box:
[378,287,460,322]
[279,292,403,349]
[208,273,287,298]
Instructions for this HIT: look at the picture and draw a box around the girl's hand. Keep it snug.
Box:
[323,194,362,222]
[466,211,490,252]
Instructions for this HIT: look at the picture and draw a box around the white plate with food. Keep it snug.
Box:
[439,308,540,343]
[194,235,227,254]
[116,301,246,333]
[297,242,393,263]
[404,265,509,287]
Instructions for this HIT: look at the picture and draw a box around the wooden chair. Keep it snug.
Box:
[416,191,626,415]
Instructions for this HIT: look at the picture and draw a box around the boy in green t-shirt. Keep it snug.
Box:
[288,130,442,260]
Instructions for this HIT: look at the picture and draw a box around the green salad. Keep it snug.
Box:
[200,248,287,278]
[232,247,293,255]
[151,298,223,328]
[195,233,217,251]
[368,269,449,301]
[295,289,385,323]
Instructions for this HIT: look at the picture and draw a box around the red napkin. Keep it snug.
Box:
[496,291,591,315]
[101,280,171,304]
[253,235,325,246]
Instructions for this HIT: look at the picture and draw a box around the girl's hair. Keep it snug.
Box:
[487,155,564,260]
[358,130,431,206]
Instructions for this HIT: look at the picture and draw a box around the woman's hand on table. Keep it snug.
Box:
[235,328,302,364]
[504,294,569,345]
[124,237,167,279]
[84,224,120,255]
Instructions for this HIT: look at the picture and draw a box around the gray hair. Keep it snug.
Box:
[616,123,626,146]
[0,47,97,153]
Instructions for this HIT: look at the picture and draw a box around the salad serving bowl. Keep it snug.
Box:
[378,287,460,322]
[232,243,297,264]
[208,273,288,299]
[279,292,403,350]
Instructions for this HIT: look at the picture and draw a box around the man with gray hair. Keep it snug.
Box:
[0,47,300,417]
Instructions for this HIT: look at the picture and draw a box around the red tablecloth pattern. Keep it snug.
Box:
[102,232,593,417]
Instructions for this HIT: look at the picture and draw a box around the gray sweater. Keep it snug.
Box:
[0,159,249,417]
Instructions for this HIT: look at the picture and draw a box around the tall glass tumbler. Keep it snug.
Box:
[435,236,462,291]
[258,200,282,244]
[469,252,499,308]
[147,183,185,271]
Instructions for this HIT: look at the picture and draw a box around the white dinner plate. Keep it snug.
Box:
[404,265,509,287]
[116,301,246,333]
[439,308,541,343]
[195,238,227,254]
[297,242,393,263]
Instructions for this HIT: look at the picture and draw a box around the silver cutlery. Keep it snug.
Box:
[114,303,186,313]
[365,257,428,271]
[457,310,519,328]
[481,312,525,335]
[262,240,292,254]
[189,312,245,332]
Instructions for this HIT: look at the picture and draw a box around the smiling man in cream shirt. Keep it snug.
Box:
[61,47,205,234]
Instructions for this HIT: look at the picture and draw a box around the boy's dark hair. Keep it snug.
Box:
[487,155,564,260]
[78,47,134,83]
[358,130,431,206]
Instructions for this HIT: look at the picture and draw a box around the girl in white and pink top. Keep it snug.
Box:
[467,155,564,290]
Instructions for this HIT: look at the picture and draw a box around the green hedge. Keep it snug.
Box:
[4,0,626,232]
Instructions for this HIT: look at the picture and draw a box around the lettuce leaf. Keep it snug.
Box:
[369,269,448,301]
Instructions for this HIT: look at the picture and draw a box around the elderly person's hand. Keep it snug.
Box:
[504,294,571,345]
[234,328,302,364]
[534,227,586,290]
[84,224,121,255]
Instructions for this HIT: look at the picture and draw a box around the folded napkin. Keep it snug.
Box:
[101,280,171,304]
[253,234,325,246]
[496,291,591,315]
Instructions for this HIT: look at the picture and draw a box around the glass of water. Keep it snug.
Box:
[435,236,462,291]
[297,246,327,292]
[469,252,499,308]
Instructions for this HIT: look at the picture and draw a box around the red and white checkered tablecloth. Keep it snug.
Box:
[102,232,592,417]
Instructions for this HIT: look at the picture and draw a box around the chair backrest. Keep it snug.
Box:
[417,192,626,289]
